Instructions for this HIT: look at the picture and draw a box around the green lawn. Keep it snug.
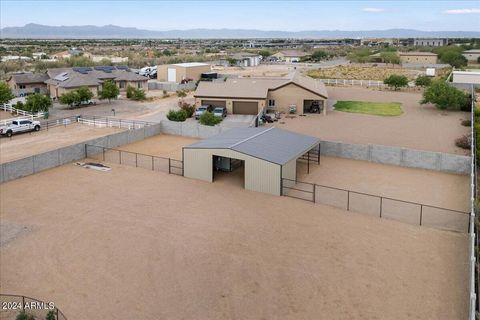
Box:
[333,100,403,116]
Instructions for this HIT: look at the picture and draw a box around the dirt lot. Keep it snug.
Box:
[116,134,198,160]
[270,86,470,154]
[306,64,422,81]
[298,157,469,212]
[0,111,15,120]
[0,163,468,320]
[0,124,124,163]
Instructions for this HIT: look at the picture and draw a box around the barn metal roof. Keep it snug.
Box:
[185,127,320,165]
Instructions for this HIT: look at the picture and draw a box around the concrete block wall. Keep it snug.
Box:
[0,123,162,183]
[159,120,231,139]
[319,140,471,175]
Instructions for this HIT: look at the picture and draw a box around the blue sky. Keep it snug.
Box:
[1,1,479,31]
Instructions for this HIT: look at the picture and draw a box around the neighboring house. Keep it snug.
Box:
[414,39,448,47]
[45,66,148,99]
[52,51,71,60]
[32,52,47,60]
[463,49,480,62]
[194,73,328,115]
[272,50,311,63]
[157,62,211,83]
[1,55,31,62]
[399,52,438,64]
[91,55,129,63]
[230,52,262,67]
[6,73,49,97]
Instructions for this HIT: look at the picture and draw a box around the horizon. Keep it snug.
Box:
[1,1,480,31]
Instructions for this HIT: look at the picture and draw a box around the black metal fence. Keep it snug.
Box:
[0,294,67,320]
[85,144,183,176]
[281,177,469,233]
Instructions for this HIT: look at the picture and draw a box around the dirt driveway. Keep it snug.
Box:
[0,163,468,320]
[270,86,469,154]
[0,124,124,163]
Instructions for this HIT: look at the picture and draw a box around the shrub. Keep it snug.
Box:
[462,119,472,127]
[45,310,56,320]
[178,101,195,118]
[176,90,187,98]
[455,134,471,150]
[421,80,468,110]
[162,89,169,97]
[0,82,14,104]
[126,85,146,101]
[383,74,408,90]
[166,109,187,122]
[415,75,432,87]
[15,101,24,110]
[15,312,34,320]
[199,111,222,126]
[24,93,52,112]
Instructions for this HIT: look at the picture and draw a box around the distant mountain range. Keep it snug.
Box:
[1,24,479,39]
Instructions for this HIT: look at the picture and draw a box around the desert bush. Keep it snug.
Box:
[455,134,471,150]
[415,75,432,87]
[421,80,468,110]
[126,85,146,101]
[199,111,222,126]
[462,119,472,127]
[178,101,195,118]
[166,109,187,122]
[383,74,408,90]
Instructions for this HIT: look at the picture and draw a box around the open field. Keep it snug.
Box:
[298,157,469,212]
[334,100,403,116]
[269,86,470,154]
[0,123,124,163]
[0,162,468,320]
[306,64,422,81]
[115,134,199,160]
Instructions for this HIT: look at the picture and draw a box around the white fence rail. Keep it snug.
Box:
[468,86,477,320]
[1,103,46,126]
[319,78,386,87]
[78,116,152,130]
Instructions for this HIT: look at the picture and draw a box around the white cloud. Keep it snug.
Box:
[362,7,386,13]
[443,8,480,14]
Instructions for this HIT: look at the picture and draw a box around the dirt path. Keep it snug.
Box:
[0,163,468,320]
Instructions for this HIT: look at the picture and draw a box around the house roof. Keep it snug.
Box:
[399,52,438,56]
[185,127,320,165]
[277,50,311,57]
[194,73,328,100]
[8,73,49,84]
[45,67,148,88]
[231,52,261,60]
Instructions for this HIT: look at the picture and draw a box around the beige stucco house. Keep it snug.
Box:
[6,73,49,97]
[157,62,210,83]
[463,49,480,62]
[194,73,328,115]
[399,52,438,64]
[45,66,148,99]
[272,50,311,63]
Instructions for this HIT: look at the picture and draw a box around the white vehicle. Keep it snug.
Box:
[0,119,41,137]
[139,66,157,77]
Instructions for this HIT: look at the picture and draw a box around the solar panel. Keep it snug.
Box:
[73,67,92,73]
[116,65,129,70]
[54,72,69,81]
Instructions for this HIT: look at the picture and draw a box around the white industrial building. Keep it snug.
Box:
[183,127,320,196]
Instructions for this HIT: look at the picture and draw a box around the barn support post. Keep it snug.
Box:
[317,143,321,164]
[307,151,310,174]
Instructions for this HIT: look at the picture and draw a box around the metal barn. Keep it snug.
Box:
[183,127,320,195]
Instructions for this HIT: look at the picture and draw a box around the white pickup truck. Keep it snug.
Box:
[0,119,41,137]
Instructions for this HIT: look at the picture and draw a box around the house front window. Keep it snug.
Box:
[119,81,126,89]
[137,82,143,89]
[19,84,26,89]
[268,99,275,107]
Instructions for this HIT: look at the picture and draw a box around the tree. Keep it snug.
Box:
[0,82,14,104]
[415,75,432,87]
[98,80,119,102]
[383,74,408,90]
[380,52,400,66]
[311,50,328,62]
[440,51,467,68]
[421,80,468,110]
[258,50,271,59]
[166,109,187,122]
[23,93,52,112]
[59,91,79,106]
[76,86,94,102]
[226,57,237,66]
[199,111,222,126]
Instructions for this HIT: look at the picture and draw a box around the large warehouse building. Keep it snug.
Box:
[183,127,320,196]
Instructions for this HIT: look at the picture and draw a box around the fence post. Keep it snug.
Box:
[420,205,423,226]
[84,144,87,158]
[119,150,122,164]
[103,147,105,161]
[168,158,171,174]
[313,184,316,203]
[22,296,25,311]
[151,156,154,170]
[380,197,383,218]
[135,153,138,167]
[280,177,283,196]
[347,191,350,210]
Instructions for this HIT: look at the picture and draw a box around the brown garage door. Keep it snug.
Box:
[232,101,258,115]
[201,100,226,108]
